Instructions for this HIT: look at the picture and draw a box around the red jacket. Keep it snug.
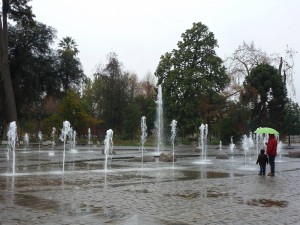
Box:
[266,134,277,157]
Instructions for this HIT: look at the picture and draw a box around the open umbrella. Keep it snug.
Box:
[254,127,279,134]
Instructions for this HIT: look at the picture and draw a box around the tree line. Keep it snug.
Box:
[1,1,300,145]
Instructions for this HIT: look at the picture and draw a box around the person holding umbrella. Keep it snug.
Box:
[266,133,278,176]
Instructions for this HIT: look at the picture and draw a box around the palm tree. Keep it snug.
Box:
[58,36,79,56]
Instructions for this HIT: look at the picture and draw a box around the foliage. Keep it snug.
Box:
[43,90,101,137]
[240,64,287,132]
[57,36,86,92]
[224,42,296,100]
[0,0,36,122]
[283,99,300,142]
[214,102,251,144]
[155,22,229,136]
[8,21,57,123]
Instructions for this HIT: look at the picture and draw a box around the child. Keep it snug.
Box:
[256,149,269,175]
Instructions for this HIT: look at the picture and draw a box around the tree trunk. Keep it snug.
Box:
[0,0,18,122]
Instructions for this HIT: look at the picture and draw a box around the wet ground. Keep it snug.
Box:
[1,144,300,225]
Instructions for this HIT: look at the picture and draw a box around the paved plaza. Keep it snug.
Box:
[0,144,300,225]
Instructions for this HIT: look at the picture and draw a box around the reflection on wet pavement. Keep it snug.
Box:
[0,146,300,224]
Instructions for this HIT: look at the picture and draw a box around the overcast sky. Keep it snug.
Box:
[30,0,300,103]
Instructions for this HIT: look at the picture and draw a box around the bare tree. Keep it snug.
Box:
[224,41,296,99]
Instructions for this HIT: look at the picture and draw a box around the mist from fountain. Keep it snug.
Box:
[140,116,147,162]
[104,129,113,172]
[155,84,163,154]
[7,121,17,175]
[170,119,177,167]
[59,121,72,173]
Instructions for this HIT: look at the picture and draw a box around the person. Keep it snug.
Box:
[256,149,268,175]
[266,133,277,176]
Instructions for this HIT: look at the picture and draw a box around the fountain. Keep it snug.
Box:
[38,130,43,151]
[23,133,29,150]
[229,136,235,159]
[104,129,113,172]
[170,119,177,166]
[155,84,163,155]
[70,130,77,153]
[59,121,73,173]
[88,128,91,148]
[239,134,256,170]
[140,116,147,161]
[49,127,56,156]
[196,123,211,164]
[219,141,222,151]
[7,121,17,175]
[276,141,284,162]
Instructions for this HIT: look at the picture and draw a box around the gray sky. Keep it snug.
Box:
[30,0,300,103]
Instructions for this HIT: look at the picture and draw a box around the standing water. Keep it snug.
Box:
[170,119,177,167]
[104,129,113,172]
[155,85,163,154]
[7,121,17,175]
[140,116,147,162]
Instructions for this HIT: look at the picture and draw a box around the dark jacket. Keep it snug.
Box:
[266,134,277,157]
[256,153,268,166]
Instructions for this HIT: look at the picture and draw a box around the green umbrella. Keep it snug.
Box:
[254,127,279,134]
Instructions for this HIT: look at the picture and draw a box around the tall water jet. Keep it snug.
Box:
[198,124,209,163]
[50,127,56,156]
[59,121,72,173]
[229,136,235,159]
[7,121,17,175]
[23,133,29,150]
[155,84,163,154]
[241,133,255,168]
[104,129,113,172]
[38,131,43,151]
[277,141,283,162]
[88,128,91,149]
[170,119,177,166]
[140,116,147,161]
[70,130,77,152]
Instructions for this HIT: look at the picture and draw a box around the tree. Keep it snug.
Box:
[241,64,287,132]
[57,36,85,92]
[283,99,300,146]
[92,52,129,135]
[224,42,296,100]
[155,22,229,136]
[8,21,57,127]
[0,0,35,123]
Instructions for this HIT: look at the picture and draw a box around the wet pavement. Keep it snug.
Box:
[1,144,300,225]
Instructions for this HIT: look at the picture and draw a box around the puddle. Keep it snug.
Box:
[179,170,233,180]
[13,193,104,216]
[247,198,288,208]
